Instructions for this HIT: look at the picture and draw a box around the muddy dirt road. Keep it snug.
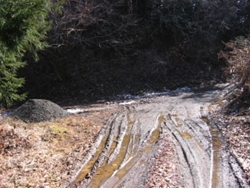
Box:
[66,84,248,188]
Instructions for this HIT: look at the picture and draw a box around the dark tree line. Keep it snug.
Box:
[1,0,250,107]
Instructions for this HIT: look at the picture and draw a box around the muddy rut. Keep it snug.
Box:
[66,85,248,188]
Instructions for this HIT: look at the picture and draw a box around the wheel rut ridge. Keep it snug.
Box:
[165,114,211,188]
[107,113,163,188]
[66,110,123,187]
[184,119,211,153]
[168,124,196,187]
[71,111,131,187]
[67,84,249,188]
[229,153,249,187]
[67,107,163,188]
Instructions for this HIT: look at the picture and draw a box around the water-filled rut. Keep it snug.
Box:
[67,85,248,188]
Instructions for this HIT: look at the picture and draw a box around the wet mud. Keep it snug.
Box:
[66,84,248,188]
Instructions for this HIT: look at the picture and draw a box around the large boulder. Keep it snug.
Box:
[10,99,70,123]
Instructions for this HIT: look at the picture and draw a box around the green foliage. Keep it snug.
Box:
[0,0,52,107]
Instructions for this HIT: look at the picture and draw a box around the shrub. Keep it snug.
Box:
[221,36,250,94]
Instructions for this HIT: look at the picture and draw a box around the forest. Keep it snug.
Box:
[1,0,250,107]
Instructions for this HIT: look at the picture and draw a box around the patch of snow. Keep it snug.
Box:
[117,87,192,100]
[66,109,84,114]
[119,100,136,105]
[0,112,11,118]
[117,94,141,99]
[172,86,192,93]
[222,100,228,103]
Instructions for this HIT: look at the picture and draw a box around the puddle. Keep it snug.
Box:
[88,114,135,187]
[210,127,223,188]
[90,134,131,188]
[173,115,183,127]
[146,115,162,146]
[180,131,193,139]
[73,114,162,187]
[112,116,162,184]
[115,157,136,178]
[201,116,210,124]
[74,136,108,183]
[202,116,223,188]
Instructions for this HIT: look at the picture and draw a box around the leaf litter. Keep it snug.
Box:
[0,109,114,187]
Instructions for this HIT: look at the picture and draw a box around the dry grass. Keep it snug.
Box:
[221,36,250,91]
[0,110,114,188]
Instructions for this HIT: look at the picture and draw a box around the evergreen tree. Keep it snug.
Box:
[0,0,51,107]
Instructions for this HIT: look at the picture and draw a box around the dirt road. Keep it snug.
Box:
[66,84,248,188]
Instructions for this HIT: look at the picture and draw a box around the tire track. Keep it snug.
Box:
[67,107,163,188]
[67,84,248,188]
[164,114,211,188]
